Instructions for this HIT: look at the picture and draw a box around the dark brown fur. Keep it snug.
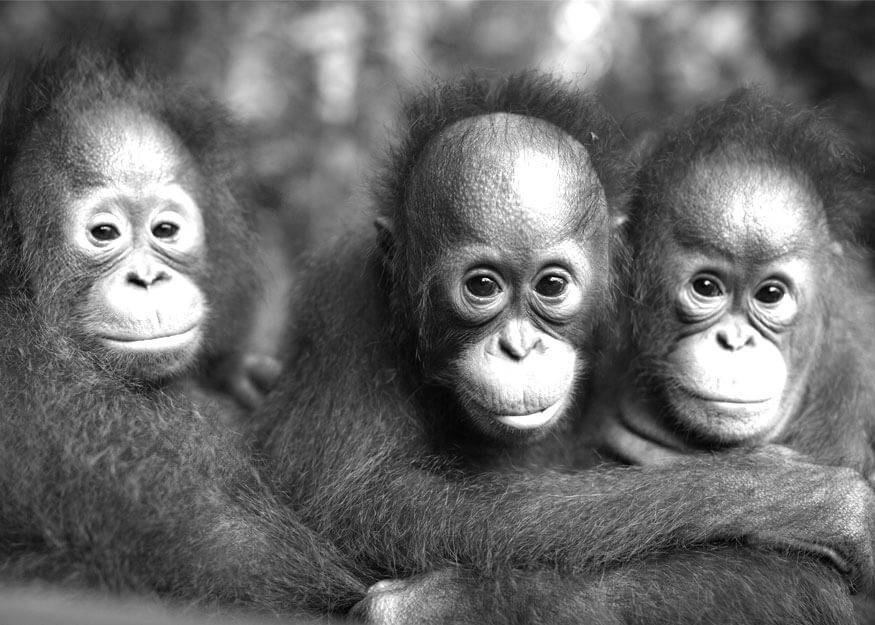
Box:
[592,87,875,624]
[255,73,871,623]
[0,48,366,617]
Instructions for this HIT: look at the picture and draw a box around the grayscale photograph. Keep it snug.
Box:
[0,2,874,624]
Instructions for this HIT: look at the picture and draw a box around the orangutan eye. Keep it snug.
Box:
[751,278,797,326]
[691,276,723,298]
[677,273,728,323]
[755,283,785,304]
[90,224,120,241]
[466,275,500,299]
[535,275,567,298]
[456,269,507,324]
[152,222,180,239]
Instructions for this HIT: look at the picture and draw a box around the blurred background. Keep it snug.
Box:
[3,1,874,348]
[3,0,873,248]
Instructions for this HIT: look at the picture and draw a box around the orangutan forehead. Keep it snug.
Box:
[62,106,191,191]
[669,157,826,261]
[409,113,604,245]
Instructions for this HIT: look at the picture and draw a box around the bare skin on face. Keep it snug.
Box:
[615,157,831,459]
[662,160,824,444]
[20,107,211,380]
[405,113,609,435]
[670,159,824,263]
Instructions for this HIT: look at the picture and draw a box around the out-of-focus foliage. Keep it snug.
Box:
[1,0,873,250]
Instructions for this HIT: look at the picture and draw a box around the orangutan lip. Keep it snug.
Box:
[100,324,199,343]
[99,326,200,349]
[679,388,771,405]
[494,400,564,430]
